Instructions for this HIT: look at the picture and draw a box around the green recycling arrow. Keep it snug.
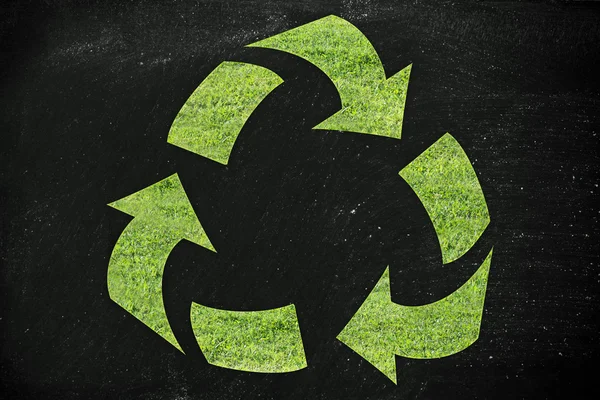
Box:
[337,132,492,382]
[168,61,283,165]
[248,15,411,139]
[108,174,307,369]
[338,249,493,384]
[107,174,215,352]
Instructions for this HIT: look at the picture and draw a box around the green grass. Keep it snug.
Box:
[190,303,307,372]
[400,133,490,264]
[108,15,492,381]
[108,175,306,371]
[337,251,493,383]
[248,15,411,139]
[167,61,282,165]
[107,174,213,353]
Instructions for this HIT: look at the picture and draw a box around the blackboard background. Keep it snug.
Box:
[2,1,599,399]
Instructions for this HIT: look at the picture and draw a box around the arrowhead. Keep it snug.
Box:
[108,173,215,252]
[339,250,493,382]
[314,64,411,139]
[248,16,411,139]
[337,267,398,384]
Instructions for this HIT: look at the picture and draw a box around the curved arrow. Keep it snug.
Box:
[107,173,215,353]
[399,133,490,264]
[248,15,411,139]
[191,302,307,373]
[168,61,283,165]
[338,249,493,384]
[108,174,307,365]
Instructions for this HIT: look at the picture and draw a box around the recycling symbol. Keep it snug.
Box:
[107,15,493,384]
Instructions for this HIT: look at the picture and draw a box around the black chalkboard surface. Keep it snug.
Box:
[2,1,599,399]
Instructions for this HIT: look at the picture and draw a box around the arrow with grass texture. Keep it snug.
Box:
[339,133,492,383]
[108,174,307,371]
[338,249,493,384]
[248,15,411,139]
[107,174,215,353]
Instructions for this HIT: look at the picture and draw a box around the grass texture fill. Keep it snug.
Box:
[107,174,214,352]
[399,133,490,264]
[190,303,307,372]
[248,15,411,139]
[337,250,493,383]
[108,15,492,382]
[168,61,283,165]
